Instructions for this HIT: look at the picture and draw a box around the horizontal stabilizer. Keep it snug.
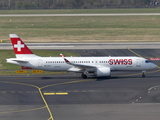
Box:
[6,58,28,63]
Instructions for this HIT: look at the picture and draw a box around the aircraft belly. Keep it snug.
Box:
[113,65,135,71]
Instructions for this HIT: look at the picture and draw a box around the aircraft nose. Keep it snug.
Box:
[152,63,157,69]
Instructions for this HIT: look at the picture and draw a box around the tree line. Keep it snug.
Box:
[0,0,159,9]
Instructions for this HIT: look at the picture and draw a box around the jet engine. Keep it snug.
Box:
[96,67,111,77]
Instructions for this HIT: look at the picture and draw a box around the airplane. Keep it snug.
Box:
[6,34,157,79]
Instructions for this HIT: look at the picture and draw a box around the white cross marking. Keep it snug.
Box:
[14,41,24,51]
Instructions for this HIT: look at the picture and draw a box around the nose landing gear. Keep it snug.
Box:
[142,71,146,78]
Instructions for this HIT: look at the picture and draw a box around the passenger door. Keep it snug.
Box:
[136,59,141,67]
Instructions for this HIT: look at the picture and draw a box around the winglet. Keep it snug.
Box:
[60,53,66,57]
[64,58,70,63]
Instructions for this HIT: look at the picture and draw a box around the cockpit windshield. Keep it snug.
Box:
[145,60,151,63]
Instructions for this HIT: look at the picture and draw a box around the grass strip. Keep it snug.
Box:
[0,8,159,14]
[0,16,159,42]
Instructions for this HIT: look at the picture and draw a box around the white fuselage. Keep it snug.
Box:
[6,56,157,72]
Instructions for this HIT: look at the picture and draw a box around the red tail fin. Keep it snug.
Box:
[9,34,33,55]
[9,34,39,58]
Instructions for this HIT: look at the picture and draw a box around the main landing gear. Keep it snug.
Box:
[82,73,87,79]
[142,71,146,78]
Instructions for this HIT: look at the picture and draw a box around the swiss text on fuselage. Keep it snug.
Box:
[108,59,132,65]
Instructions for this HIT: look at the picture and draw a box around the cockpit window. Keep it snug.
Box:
[145,60,151,63]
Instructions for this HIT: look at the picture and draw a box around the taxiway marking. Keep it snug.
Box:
[0,79,96,120]
[127,48,143,57]
[44,92,68,95]
[40,79,96,89]
[0,81,54,120]
[0,106,46,114]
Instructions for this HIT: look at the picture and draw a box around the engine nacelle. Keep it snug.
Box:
[96,67,111,77]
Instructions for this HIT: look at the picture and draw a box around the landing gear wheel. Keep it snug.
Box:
[142,73,145,78]
[142,71,146,78]
[82,73,87,79]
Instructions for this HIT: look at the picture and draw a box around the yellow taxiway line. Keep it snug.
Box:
[44,92,68,95]
[0,81,54,120]
[127,48,143,57]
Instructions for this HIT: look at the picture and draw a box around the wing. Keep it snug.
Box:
[64,58,96,71]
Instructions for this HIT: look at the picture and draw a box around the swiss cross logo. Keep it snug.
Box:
[14,41,24,51]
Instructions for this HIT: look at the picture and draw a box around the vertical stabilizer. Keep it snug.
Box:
[9,34,39,58]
